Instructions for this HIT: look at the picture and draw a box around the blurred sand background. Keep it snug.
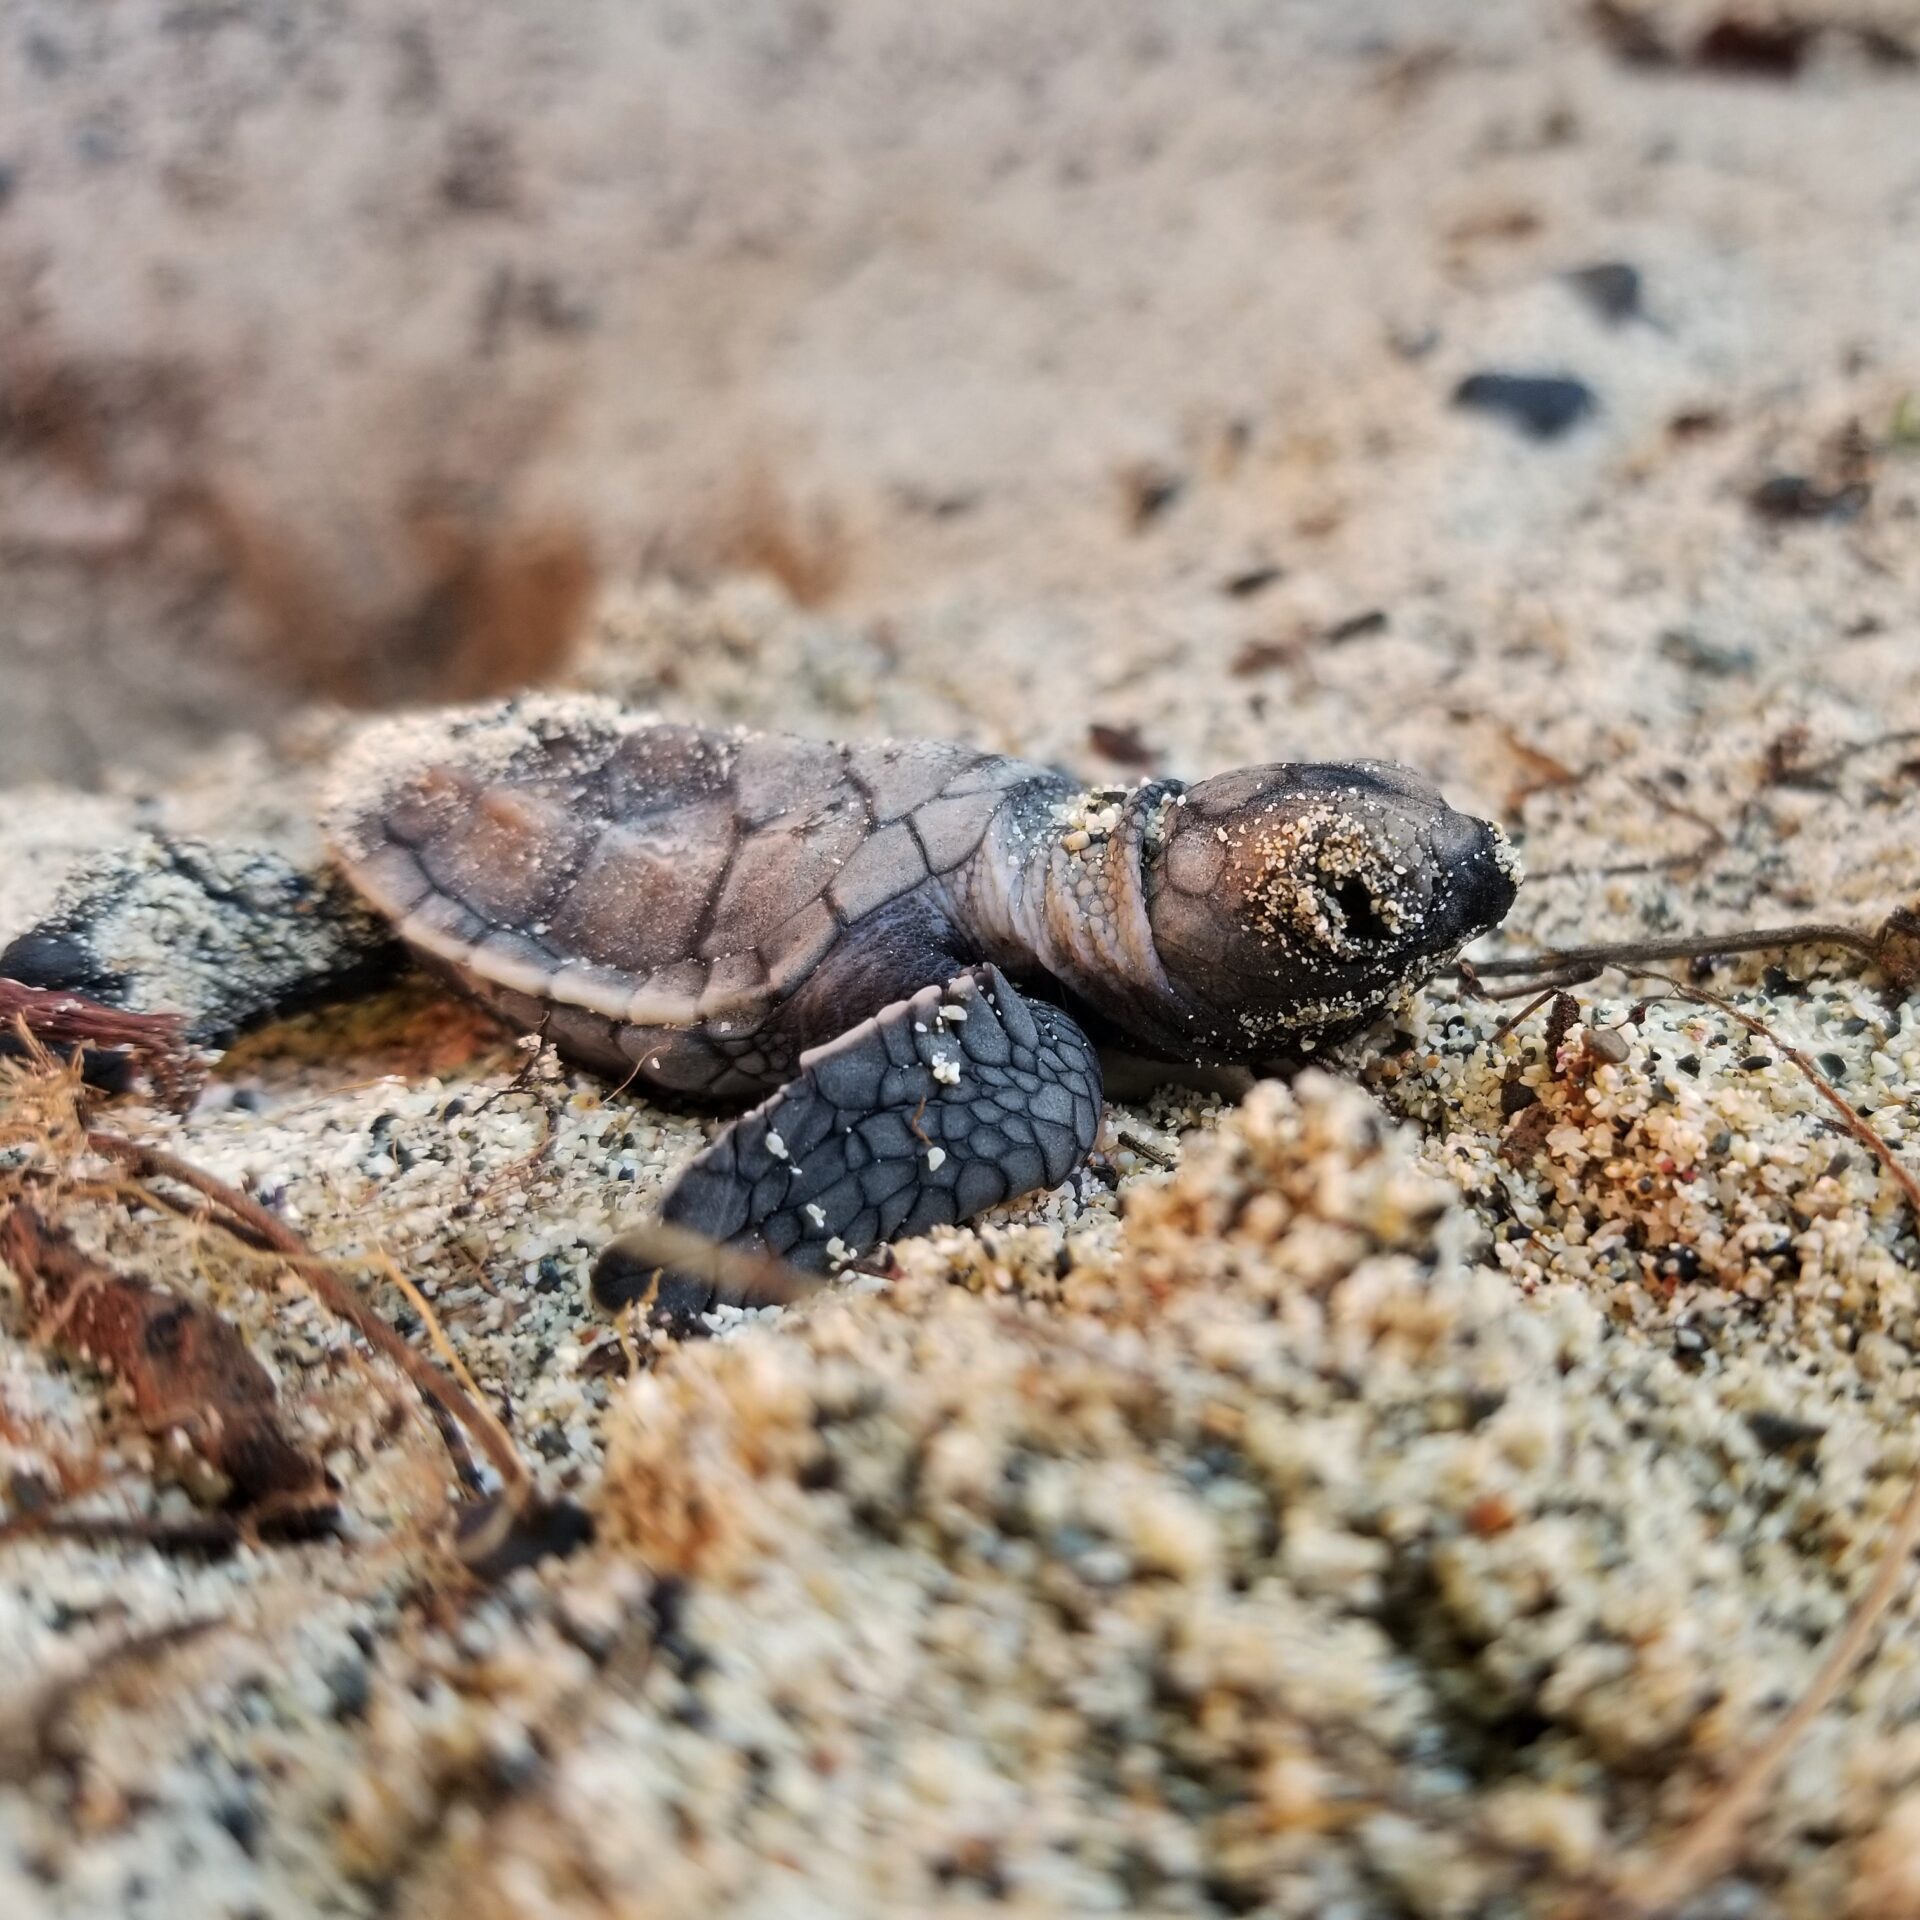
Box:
[0,0,1913,791]
[9,4,1920,1918]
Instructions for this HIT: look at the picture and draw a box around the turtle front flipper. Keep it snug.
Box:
[591,964,1103,1331]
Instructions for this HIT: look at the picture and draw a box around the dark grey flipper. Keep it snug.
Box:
[0,836,398,1047]
[591,964,1103,1330]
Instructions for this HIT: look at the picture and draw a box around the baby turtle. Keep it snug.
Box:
[323,695,1517,1325]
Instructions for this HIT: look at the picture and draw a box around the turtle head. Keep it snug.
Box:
[1144,760,1517,1057]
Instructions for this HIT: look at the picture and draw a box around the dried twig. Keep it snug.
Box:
[0,1510,257,1556]
[1114,1128,1176,1170]
[1483,983,1564,1046]
[1460,920,1883,983]
[84,1129,531,1503]
[1,983,198,1103]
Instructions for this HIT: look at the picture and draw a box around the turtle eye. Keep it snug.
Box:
[1329,877,1392,944]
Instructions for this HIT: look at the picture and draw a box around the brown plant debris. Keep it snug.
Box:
[0,1204,332,1524]
[0,981,197,1102]
[1086,720,1157,768]
[84,1128,534,1521]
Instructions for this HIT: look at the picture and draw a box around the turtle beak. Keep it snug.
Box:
[1427,812,1519,949]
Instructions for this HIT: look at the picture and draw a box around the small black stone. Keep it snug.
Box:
[1565,260,1644,324]
[1671,1324,1711,1366]
[1452,372,1598,440]
[1745,1409,1827,1455]
[1323,608,1389,644]
[1659,628,1754,677]
[1499,1075,1539,1116]
[1653,1244,1701,1284]
[323,1656,372,1722]
[1222,564,1285,598]
[1125,464,1185,528]
[213,1797,262,1858]
[1750,474,1869,522]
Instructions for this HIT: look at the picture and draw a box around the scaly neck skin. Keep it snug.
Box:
[958,778,1206,1056]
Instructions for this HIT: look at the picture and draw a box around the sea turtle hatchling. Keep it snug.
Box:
[317,695,1518,1325]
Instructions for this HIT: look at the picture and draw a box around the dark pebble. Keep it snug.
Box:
[1672,1324,1711,1366]
[1668,407,1726,439]
[1659,628,1753,677]
[213,1798,262,1859]
[1586,1026,1632,1063]
[1088,721,1156,768]
[1222,565,1285,598]
[1323,609,1389,644]
[1750,474,1869,522]
[1123,464,1185,529]
[1745,1408,1827,1455]
[323,1656,372,1722]
[1565,260,1643,324]
[1695,17,1812,78]
[1452,372,1597,440]
[1499,1076,1539,1116]
[1653,1244,1701,1283]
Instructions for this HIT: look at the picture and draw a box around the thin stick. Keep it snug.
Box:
[1460,922,1879,982]
[1114,1128,1176,1170]
[0,1510,256,1555]
[367,1243,522,1485]
[1467,983,1560,1046]
[1628,971,1920,1221]
[85,1129,530,1501]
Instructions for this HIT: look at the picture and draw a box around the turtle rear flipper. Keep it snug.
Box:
[592,964,1104,1331]
[0,835,398,1049]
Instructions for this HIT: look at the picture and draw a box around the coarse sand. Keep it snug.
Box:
[7,4,1920,1917]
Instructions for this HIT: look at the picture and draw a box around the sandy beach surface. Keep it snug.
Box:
[6,3,1920,1915]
